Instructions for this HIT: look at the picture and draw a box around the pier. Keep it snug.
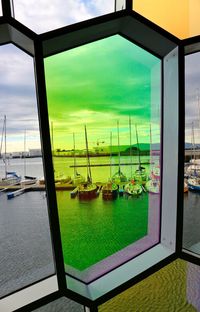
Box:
[70,161,151,168]
[185,149,200,162]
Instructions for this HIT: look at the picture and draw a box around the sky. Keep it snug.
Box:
[0,0,115,153]
[44,34,161,150]
[185,53,200,145]
[0,0,200,153]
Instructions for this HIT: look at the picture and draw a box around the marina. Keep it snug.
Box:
[0,149,200,294]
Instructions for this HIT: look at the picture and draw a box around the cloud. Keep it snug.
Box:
[13,0,115,33]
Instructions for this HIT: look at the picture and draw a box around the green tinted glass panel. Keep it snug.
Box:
[184,52,200,256]
[44,34,161,283]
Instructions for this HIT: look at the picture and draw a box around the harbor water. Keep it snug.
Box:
[0,157,200,298]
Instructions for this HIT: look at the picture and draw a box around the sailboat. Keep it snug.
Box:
[77,125,98,200]
[20,130,37,187]
[72,133,85,186]
[145,124,160,194]
[0,115,21,187]
[133,124,147,186]
[102,132,118,200]
[112,121,127,184]
[186,122,200,177]
[186,122,200,192]
[124,117,142,196]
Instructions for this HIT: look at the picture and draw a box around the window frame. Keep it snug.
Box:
[1,1,196,310]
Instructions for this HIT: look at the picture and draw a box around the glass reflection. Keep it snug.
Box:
[44,34,161,283]
[13,0,115,34]
[99,259,200,311]
[0,44,55,298]
[183,52,200,256]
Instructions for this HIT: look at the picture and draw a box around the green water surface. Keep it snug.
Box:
[57,191,148,271]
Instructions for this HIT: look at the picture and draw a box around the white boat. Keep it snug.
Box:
[20,177,37,187]
[133,124,147,185]
[186,162,200,177]
[124,117,142,196]
[112,121,127,184]
[102,132,119,200]
[145,179,160,194]
[0,171,21,186]
[186,123,200,177]
[0,116,21,186]
[188,177,200,192]
[124,180,142,196]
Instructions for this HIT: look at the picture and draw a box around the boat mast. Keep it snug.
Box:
[51,121,54,156]
[4,115,7,179]
[117,120,121,174]
[150,123,153,173]
[135,124,141,170]
[73,132,77,178]
[110,131,112,180]
[129,116,133,178]
[192,121,196,161]
[84,125,92,183]
[24,129,26,177]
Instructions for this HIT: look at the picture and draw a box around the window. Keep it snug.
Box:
[13,0,115,34]
[1,1,199,311]
[184,51,200,257]
[133,0,200,39]
[0,44,55,298]
[44,34,161,283]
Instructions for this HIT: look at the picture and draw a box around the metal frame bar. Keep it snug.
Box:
[33,38,67,292]
[176,43,185,255]
[1,0,12,18]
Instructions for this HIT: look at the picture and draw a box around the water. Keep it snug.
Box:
[0,190,55,298]
[0,157,200,297]
[0,157,44,179]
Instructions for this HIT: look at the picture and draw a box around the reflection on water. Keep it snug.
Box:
[183,191,200,255]
[57,190,149,271]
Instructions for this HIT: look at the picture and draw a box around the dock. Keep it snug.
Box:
[70,162,151,168]
[7,188,26,199]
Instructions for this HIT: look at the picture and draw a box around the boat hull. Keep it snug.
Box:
[188,178,200,192]
[78,183,98,200]
[124,181,142,196]
[102,183,118,200]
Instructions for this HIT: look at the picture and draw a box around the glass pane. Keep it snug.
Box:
[184,52,200,256]
[33,297,84,312]
[115,0,126,11]
[44,34,161,283]
[0,44,55,298]
[0,2,2,16]
[133,0,200,39]
[99,259,200,311]
[13,0,115,34]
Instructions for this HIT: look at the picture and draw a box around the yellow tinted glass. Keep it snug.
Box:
[133,0,200,39]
